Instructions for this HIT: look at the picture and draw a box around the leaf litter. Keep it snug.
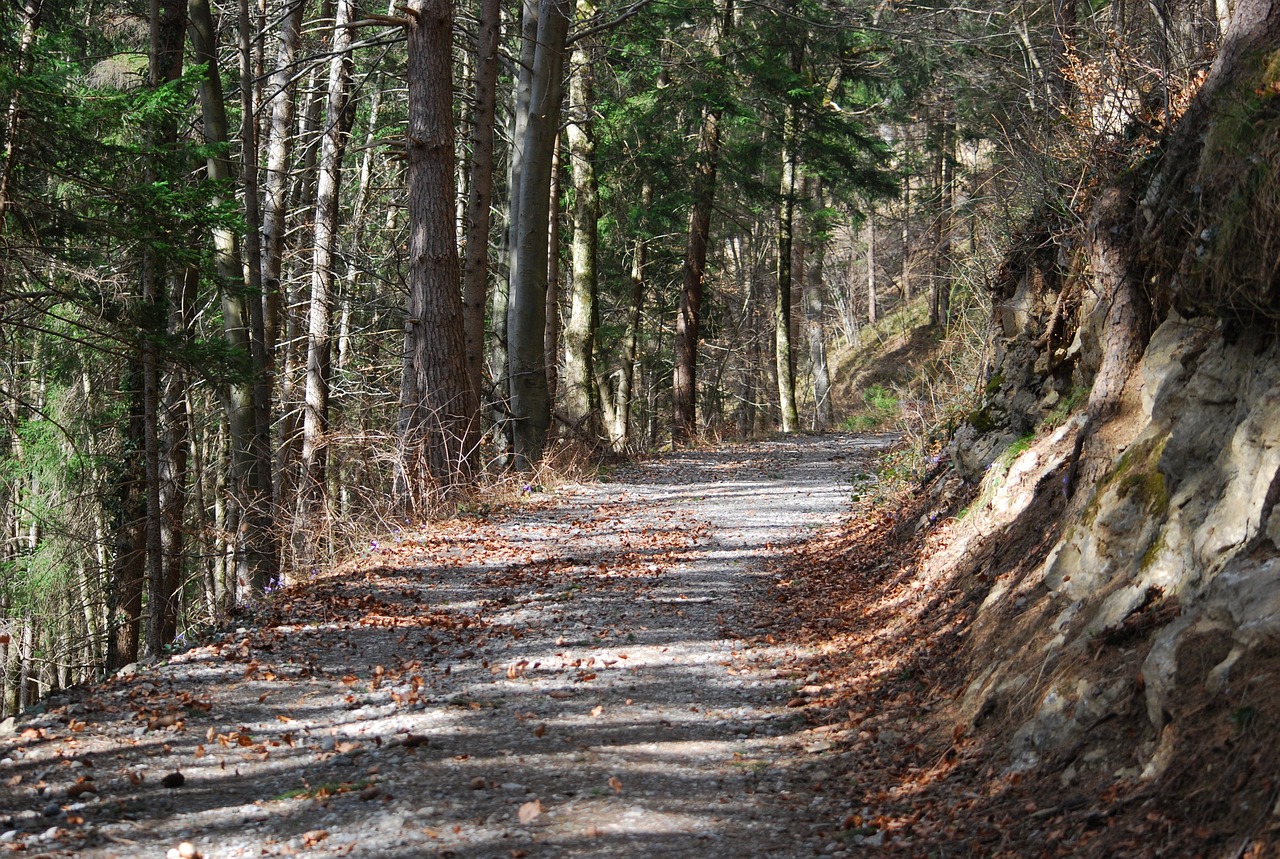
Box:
[7,431,1206,859]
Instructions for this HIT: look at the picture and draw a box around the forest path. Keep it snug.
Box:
[0,433,896,859]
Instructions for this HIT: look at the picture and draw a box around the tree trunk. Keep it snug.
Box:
[488,0,541,463]
[240,0,278,592]
[611,177,653,450]
[190,0,275,599]
[774,95,800,433]
[938,120,955,327]
[901,179,911,303]
[141,0,187,659]
[806,186,833,431]
[398,0,481,501]
[262,0,304,360]
[866,214,877,325]
[105,366,145,671]
[298,0,354,559]
[506,0,570,469]
[0,0,40,217]
[544,136,564,425]
[563,9,601,436]
[158,266,196,645]
[462,0,501,405]
[673,0,732,444]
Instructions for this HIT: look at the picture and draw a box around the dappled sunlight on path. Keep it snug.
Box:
[0,434,896,859]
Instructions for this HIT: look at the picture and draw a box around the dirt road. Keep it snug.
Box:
[0,434,894,859]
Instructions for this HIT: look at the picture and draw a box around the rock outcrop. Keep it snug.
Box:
[937,0,1280,830]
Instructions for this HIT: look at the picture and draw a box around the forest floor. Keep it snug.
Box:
[0,433,907,859]
[0,432,1230,859]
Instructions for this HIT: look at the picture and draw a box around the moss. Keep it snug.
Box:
[1117,467,1169,517]
[967,406,1000,434]
[984,370,1005,396]
[1082,433,1171,525]
[1139,532,1167,572]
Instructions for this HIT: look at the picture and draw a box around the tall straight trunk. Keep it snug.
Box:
[487,0,540,463]
[774,93,800,434]
[158,266,196,645]
[673,0,732,444]
[240,0,278,592]
[398,0,480,499]
[506,0,570,469]
[105,367,145,671]
[0,0,40,216]
[611,177,653,450]
[927,119,947,327]
[141,0,187,659]
[804,185,833,431]
[866,214,877,324]
[262,0,305,358]
[901,178,911,302]
[276,61,324,570]
[563,12,600,435]
[298,0,354,556]
[190,0,274,599]
[462,0,501,404]
[937,119,955,327]
[544,137,564,421]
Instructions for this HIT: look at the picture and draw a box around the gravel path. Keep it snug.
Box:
[0,434,895,859]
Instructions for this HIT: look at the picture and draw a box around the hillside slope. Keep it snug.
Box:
[807,3,1280,852]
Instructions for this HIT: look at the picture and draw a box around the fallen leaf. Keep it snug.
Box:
[302,830,329,847]
[518,799,543,824]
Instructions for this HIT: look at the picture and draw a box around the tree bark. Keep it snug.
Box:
[805,185,833,431]
[901,179,911,303]
[673,0,732,444]
[298,0,354,558]
[544,136,564,422]
[239,0,278,593]
[398,0,481,500]
[563,6,601,436]
[489,0,541,462]
[106,367,145,671]
[774,91,801,434]
[0,0,40,217]
[190,0,275,599]
[261,0,305,361]
[611,177,653,450]
[141,0,187,659]
[866,214,877,325]
[506,0,570,469]
[462,0,501,406]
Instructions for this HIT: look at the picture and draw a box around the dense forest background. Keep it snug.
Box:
[0,0,1221,714]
